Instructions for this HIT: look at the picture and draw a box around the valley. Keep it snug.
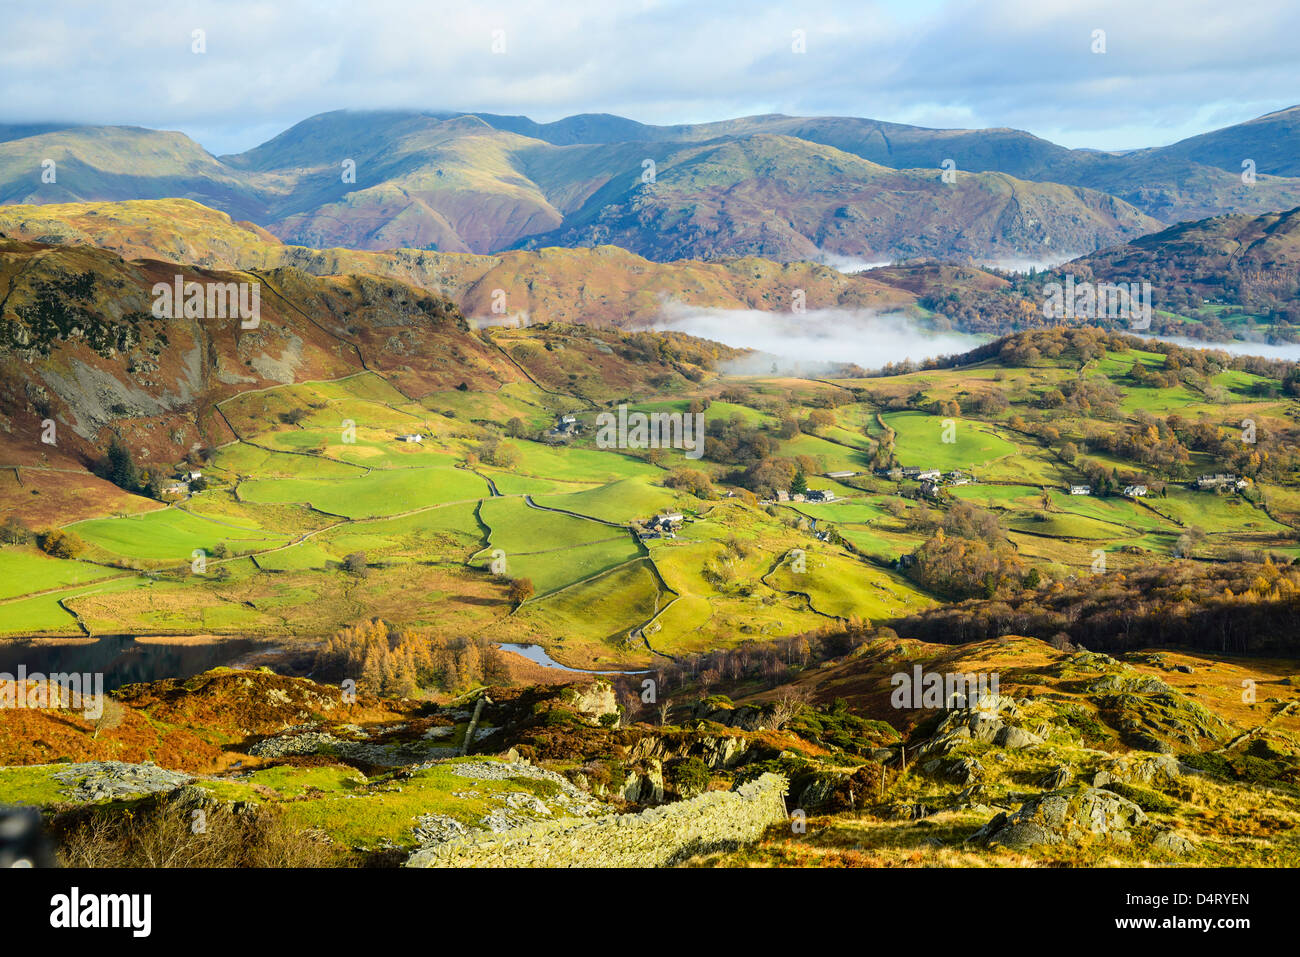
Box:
[3,180,1300,874]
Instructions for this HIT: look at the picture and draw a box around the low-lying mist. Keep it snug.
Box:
[1156,335,1300,362]
[651,303,986,376]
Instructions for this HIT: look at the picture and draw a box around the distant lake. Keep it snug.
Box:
[0,637,278,691]
[495,643,650,675]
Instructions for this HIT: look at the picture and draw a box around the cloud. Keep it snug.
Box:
[0,0,1296,155]
[651,302,985,374]
[814,250,895,274]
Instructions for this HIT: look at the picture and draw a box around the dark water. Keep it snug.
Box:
[0,637,276,691]
[495,642,650,675]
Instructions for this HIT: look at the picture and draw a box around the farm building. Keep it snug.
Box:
[638,512,683,540]
[1070,485,1092,495]
[551,415,580,435]
[1122,485,1148,497]
[824,470,858,479]
[1196,473,1247,491]
[916,469,942,481]
[805,489,836,503]
[397,434,424,443]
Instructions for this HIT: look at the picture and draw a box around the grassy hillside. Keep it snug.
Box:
[0,199,916,328]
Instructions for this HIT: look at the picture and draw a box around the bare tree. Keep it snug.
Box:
[92,698,126,740]
[768,687,811,730]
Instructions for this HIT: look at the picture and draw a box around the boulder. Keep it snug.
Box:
[994,726,1043,749]
[573,680,619,722]
[1039,765,1073,789]
[1093,752,1182,787]
[969,786,1148,848]
[791,764,883,813]
[621,771,643,802]
[698,735,749,769]
[922,755,985,786]
[1151,829,1195,856]
[641,759,665,803]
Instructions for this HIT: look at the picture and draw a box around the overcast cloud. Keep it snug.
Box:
[0,0,1296,155]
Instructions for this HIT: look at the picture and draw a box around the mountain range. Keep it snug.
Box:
[2,106,1299,263]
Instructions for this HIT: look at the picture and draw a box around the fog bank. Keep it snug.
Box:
[1156,336,1300,362]
[652,303,986,375]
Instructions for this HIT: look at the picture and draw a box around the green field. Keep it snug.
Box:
[534,477,680,524]
[883,411,1021,472]
[72,506,290,564]
[238,464,487,518]
[0,549,117,599]
[10,324,1300,666]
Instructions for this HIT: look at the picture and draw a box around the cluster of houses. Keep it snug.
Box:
[875,466,970,499]
[766,470,871,504]
[636,512,684,540]
[877,465,969,484]
[775,488,836,504]
[1069,483,1146,497]
[1195,473,1249,491]
[160,469,203,497]
[545,415,581,444]
[1066,473,1248,498]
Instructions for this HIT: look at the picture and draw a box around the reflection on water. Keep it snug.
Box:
[0,637,274,692]
[495,643,650,675]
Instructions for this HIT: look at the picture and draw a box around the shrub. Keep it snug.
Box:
[54,799,336,868]
[667,756,711,798]
[39,528,84,559]
[507,577,535,604]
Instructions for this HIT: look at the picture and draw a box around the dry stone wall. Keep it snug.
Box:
[406,772,788,867]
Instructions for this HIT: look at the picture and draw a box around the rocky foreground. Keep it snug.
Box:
[0,636,1297,866]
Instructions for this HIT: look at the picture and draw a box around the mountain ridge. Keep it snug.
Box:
[2,106,1298,262]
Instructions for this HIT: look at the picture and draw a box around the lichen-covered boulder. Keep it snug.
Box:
[969,786,1148,848]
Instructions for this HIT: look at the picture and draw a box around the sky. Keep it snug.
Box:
[1,0,1296,156]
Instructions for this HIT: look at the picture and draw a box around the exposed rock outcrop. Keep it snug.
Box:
[969,786,1149,848]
